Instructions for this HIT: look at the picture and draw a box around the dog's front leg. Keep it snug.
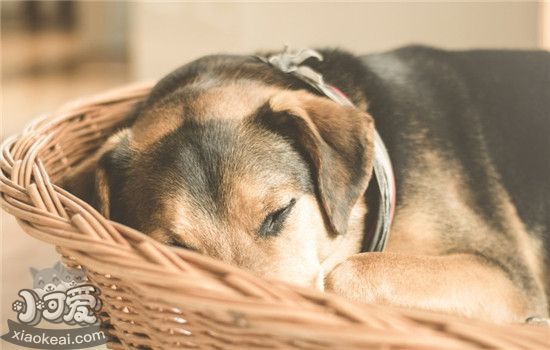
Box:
[324,252,542,323]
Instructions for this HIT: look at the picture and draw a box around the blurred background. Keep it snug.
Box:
[1,2,549,348]
[2,1,549,137]
[2,1,550,137]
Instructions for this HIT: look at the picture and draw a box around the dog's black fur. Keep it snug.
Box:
[357,47,550,238]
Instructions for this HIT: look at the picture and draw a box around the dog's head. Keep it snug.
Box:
[66,55,375,288]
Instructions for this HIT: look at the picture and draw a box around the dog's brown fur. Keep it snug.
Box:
[65,48,550,324]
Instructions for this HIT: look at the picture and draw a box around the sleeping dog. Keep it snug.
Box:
[66,46,550,324]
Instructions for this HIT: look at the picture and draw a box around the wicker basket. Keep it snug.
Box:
[1,82,548,350]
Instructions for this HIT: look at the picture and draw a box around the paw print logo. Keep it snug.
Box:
[36,300,45,311]
[12,300,24,312]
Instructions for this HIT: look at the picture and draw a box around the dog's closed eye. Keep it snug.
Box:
[258,198,296,238]
[163,231,199,252]
[167,238,193,250]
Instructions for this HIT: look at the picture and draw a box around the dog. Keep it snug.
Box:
[65,46,550,324]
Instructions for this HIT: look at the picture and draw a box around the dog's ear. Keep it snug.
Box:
[258,90,375,236]
[63,129,130,218]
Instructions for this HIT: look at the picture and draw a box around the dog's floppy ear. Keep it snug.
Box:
[259,90,375,236]
[63,129,130,218]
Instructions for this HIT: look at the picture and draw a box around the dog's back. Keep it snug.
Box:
[451,49,550,234]
[360,46,550,304]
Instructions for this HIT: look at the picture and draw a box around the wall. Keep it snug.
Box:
[542,2,550,49]
[129,2,542,80]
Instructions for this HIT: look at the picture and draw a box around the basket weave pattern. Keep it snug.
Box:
[1,83,549,349]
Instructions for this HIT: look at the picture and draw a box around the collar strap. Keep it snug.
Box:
[256,47,396,252]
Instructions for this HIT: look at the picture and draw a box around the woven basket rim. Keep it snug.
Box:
[1,82,549,350]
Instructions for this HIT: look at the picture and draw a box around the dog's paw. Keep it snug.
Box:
[324,255,382,304]
[525,316,550,327]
